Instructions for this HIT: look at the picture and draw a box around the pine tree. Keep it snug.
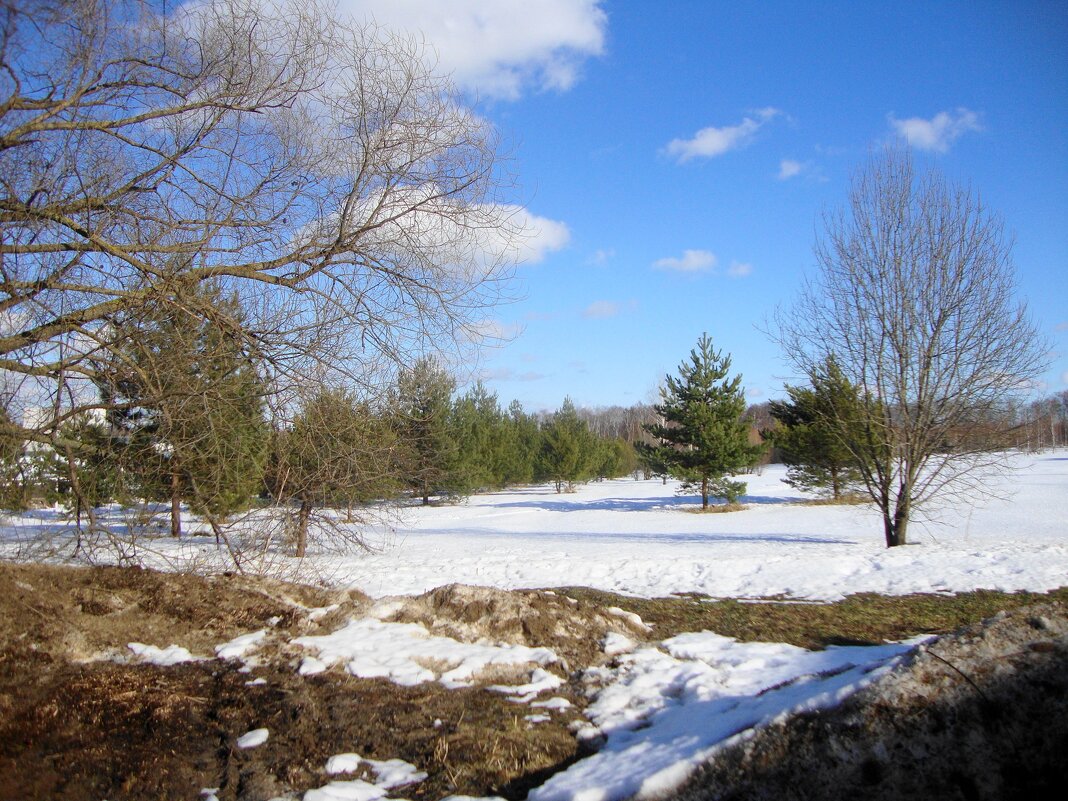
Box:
[93,283,269,535]
[450,383,508,493]
[641,334,765,508]
[767,357,866,499]
[269,387,400,557]
[540,397,596,493]
[394,358,456,504]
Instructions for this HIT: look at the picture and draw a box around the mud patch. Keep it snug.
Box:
[0,563,587,801]
[375,583,651,672]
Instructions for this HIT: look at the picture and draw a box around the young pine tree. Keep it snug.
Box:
[767,357,866,500]
[539,397,596,493]
[641,334,765,508]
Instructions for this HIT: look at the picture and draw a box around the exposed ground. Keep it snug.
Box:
[1,560,1066,801]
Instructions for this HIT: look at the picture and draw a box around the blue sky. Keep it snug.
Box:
[334,0,1068,412]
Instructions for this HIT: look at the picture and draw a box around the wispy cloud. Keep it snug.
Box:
[664,108,780,164]
[481,367,546,382]
[465,318,520,343]
[888,107,982,153]
[586,248,615,266]
[336,0,607,100]
[653,249,717,273]
[1055,321,1068,332]
[778,159,804,180]
[728,261,753,278]
[582,300,620,319]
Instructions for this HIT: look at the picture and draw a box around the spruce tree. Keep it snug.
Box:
[641,334,765,508]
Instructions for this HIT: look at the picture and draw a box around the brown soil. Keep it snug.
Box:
[379,583,652,671]
[0,562,599,801]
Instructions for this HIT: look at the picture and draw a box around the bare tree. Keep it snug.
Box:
[0,0,517,453]
[776,148,1048,547]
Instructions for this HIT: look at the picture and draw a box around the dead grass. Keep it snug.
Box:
[2,559,1066,800]
[557,586,1068,649]
[684,503,748,514]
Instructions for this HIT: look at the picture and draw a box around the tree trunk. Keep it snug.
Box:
[295,497,311,558]
[170,469,182,539]
[831,466,841,499]
[884,494,910,547]
[701,477,709,509]
[422,479,430,505]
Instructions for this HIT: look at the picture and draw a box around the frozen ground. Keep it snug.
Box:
[2,451,1065,602]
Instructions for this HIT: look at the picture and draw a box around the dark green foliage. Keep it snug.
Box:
[500,400,540,486]
[641,334,766,508]
[93,284,269,529]
[0,403,26,509]
[394,358,457,504]
[767,357,867,499]
[269,387,401,556]
[449,383,509,494]
[539,397,597,493]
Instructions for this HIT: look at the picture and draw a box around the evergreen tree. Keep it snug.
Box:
[0,402,27,509]
[94,284,269,535]
[268,388,400,557]
[539,397,596,493]
[767,357,866,499]
[641,334,765,508]
[450,383,508,493]
[502,400,540,485]
[394,358,456,504]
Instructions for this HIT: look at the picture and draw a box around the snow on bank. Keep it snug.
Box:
[531,632,926,801]
[293,617,560,689]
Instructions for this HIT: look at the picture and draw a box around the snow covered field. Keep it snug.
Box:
[2,451,1065,601]
[330,450,1068,601]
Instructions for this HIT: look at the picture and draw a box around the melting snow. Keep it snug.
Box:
[293,617,559,688]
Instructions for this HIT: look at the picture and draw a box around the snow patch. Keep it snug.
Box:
[293,617,559,688]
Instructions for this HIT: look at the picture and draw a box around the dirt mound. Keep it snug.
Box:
[0,560,365,665]
[671,602,1068,801]
[377,583,652,670]
[0,563,585,801]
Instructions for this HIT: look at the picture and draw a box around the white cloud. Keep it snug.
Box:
[336,0,607,100]
[888,107,982,153]
[665,108,780,164]
[1062,371,1068,386]
[728,261,753,278]
[586,248,615,266]
[747,387,764,398]
[582,300,619,319]
[778,159,803,180]
[501,206,571,264]
[1055,321,1068,332]
[653,249,717,273]
[466,318,520,343]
